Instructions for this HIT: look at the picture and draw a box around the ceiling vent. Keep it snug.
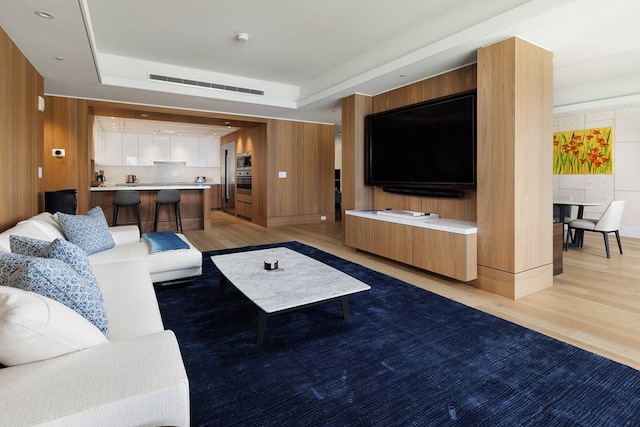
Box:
[149,73,264,96]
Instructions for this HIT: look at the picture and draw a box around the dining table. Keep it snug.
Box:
[553,198,606,247]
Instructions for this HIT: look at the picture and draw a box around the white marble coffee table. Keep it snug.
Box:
[210,247,371,344]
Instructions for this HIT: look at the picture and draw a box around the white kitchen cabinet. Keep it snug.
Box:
[185,137,217,167]
[122,134,139,165]
[199,138,214,167]
[186,137,200,167]
[105,133,123,166]
[138,134,154,166]
[171,136,187,162]
[153,135,171,161]
[98,131,220,166]
[94,131,106,165]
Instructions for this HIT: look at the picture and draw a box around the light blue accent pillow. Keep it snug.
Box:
[0,253,31,285]
[57,207,115,255]
[9,235,50,256]
[142,232,190,253]
[6,257,109,334]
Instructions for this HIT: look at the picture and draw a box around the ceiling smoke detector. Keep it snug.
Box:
[236,32,249,42]
[35,10,55,19]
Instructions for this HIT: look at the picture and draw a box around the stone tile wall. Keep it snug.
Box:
[554,106,640,237]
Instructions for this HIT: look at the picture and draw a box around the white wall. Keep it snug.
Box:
[554,106,640,238]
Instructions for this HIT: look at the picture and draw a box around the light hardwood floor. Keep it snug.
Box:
[185,211,640,370]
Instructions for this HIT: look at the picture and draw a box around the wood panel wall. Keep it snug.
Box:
[221,119,334,227]
[266,119,335,226]
[341,64,478,224]
[43,96,92,214]
[0,27,44,231]
[370,65,478,221]
[372,64,477,114]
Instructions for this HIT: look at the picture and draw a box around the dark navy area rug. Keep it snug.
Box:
[156,241,640,426]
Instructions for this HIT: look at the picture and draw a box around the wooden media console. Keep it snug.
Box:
[345,210,477,282]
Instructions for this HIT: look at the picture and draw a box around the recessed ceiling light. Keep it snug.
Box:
[399,74,408,78]
[55,56,65,61]
[35,10,55,19]
[236,32,249,42]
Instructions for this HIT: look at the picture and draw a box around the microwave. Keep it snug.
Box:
[237,152,252,170]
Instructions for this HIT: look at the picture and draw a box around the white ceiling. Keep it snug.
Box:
[1,0,640,128]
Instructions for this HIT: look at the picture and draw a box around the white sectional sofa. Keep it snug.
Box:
[0,211,201,426]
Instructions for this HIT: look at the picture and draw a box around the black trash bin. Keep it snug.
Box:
[45,189,77,215]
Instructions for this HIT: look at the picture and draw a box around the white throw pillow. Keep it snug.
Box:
[0,286,108,366]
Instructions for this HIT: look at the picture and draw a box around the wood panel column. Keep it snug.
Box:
[0,26,44,229]
[475,37,554,299]
[341,94,373,232]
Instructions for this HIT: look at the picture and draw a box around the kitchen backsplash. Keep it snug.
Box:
[95,164,221,184]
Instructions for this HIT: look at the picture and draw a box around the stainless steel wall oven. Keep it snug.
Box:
[236,152,252,195]
[237,169,251,194]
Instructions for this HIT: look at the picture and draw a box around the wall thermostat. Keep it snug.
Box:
[52,148,65,157]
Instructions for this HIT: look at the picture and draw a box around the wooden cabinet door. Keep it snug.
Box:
[414,228,477,281]
[345,216,413,264]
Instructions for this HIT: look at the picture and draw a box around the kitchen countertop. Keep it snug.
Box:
[91,182,212,191]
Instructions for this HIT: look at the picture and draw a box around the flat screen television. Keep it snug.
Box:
[365,91,476,191]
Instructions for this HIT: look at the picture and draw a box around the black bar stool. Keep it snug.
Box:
[112,190,142,232]
[154,189,183,233]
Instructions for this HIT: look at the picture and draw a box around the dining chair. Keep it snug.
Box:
[554,204,577,244]
[564,200,625,258]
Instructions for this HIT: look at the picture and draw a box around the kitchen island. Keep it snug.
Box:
[91,183,211,232]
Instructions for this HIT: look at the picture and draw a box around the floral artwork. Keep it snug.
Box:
[553,127,613,174]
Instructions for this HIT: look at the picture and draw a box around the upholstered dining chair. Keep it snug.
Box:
[564,200,625,258]
[554,204,577,244]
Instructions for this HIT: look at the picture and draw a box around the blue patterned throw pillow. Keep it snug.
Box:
[6,257,108,334]
[38,238,98,283]
[7,237,99,289]
[9,235,50,256]
[57,207,115,255]
[0,252,31,285]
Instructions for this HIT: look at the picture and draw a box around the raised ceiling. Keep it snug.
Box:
[94,116,239,138]
[1,0,640,126]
